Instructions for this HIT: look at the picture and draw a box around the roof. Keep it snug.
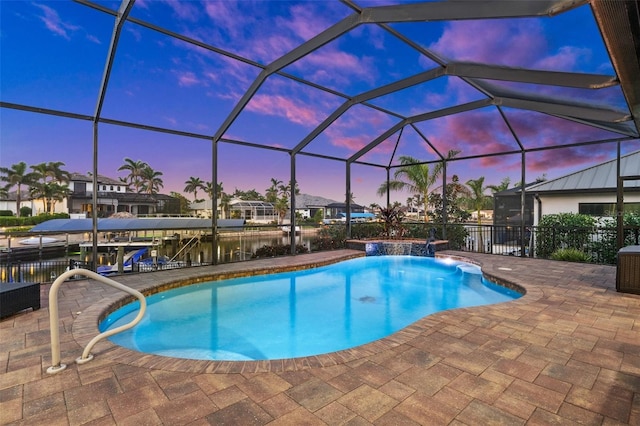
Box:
[29,218,245,233]
[292,194,340,209]
[528,150,640,193]
[70,173,122,186]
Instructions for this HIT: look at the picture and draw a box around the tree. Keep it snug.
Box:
[184,176,204,201]
[118,158,148,193]
[487,177,511,194]
[32,161,70,184]
[428,175,471,249]
[233,188,264,200]
[377,150,459,223]
[30,161,71,213]
[31,182,70,214]
[0,162,38,217]
[140,165,164,194]
[0,184,9,200]
[169,191,192,215]
[465,177,491,252]
[265,178,282,203]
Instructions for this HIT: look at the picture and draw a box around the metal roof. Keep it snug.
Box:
[528,150,640,193]
[29,218,245,233]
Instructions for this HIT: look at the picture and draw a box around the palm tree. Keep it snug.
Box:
[139,165,164,194]
[118,158,148,193]
[32,161,71,184]
[30,161,71,213]
[466,177,491,252]
[31,182,70,214]
[265,178,282,203]
[377,150,459,222]
[0,162,38,217]
[0,184,9,200]
[184,176,204,200]
[487,177,511,194]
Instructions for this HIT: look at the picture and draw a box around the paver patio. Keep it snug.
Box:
[1,250,639,425]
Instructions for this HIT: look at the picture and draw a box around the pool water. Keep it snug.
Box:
[100,256,521,361]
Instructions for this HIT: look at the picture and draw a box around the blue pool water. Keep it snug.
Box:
[100,256,521,361]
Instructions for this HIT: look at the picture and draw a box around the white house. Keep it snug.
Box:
[527,150,640,225]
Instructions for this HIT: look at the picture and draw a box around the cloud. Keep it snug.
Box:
[535,46,592,71]
[33,3,80,40]
[163,0,199,22]
[293,48,377,87]
[429,19,591,72]
[175,71,201,87]
[86,34,101,45]
[245,94,324,127]
[277,4,335,42]
[526,147,610,173]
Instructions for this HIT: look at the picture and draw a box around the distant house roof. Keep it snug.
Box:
[525,151,640,194]
[70,172,122,185]
[292,194,339,209]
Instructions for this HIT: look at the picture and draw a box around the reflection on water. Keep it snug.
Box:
[80,232,317,264]
[213,233,317,263]
[1,232,320,283]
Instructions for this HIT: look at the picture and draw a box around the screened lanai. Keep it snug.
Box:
[1,0,640,264]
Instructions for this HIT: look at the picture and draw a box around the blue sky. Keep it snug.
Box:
[1,0,638,206]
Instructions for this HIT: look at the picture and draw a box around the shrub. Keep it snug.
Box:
[0,212,70,227]
[311,225,346,250]
[0,210,14,217]
[252,244,308,258]
[550,248,592,263]
[20,206,32,217]
[535,213,596,258]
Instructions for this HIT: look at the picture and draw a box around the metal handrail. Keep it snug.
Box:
[46,268,146,374]
[169,234,200,262]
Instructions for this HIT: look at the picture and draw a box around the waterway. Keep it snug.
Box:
[1,232,319,283]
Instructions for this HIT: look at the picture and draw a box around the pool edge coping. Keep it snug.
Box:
[71,250,540,374]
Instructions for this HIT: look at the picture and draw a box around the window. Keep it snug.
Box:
[579,203,640,216]
[110,185,114,191]
[117,186,121,191]
[102,185,106,191]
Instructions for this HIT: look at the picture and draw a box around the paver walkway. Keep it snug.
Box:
[1,250,639,425]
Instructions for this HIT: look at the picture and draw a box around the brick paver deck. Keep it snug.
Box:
[1,250,639,425]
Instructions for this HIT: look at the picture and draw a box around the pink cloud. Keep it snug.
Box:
[245,94,324,126]
[278,4,335,42]
[294,49,376,85]
[175,71,200,87]
[33,3,79,40]
[527,147,610,173]
[203,1,251,39]
[535,46,591,71]
[430,20,546,67]
[164,0,199,22]
[430,19,591,72]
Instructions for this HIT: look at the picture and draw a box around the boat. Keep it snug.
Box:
[19,237,62,246]
[281,226,301,234]
[97,247,149,276]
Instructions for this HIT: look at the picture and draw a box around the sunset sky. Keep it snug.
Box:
[2,0,638,206]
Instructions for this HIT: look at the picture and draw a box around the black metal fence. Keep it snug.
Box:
[2,223,638,283]
[0,259,94,284]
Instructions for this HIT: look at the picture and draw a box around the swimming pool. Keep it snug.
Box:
[100,256,521,361]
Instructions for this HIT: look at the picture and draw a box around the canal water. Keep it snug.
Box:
[1,232,319,283]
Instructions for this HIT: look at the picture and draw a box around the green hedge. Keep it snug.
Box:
[0,213,70,227]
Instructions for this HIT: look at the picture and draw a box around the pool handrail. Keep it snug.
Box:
[46,268,147,374]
